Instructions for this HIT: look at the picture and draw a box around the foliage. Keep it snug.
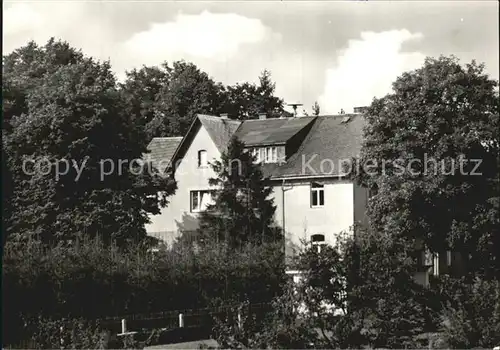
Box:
[224,70,288,120]
[10,316,178,349]
[346,227,436,348]
[10,316,109,349]
[120,66,288,140]
[198,137,280,247]
[213,288,318,349]
[2,38,176,246]
[355,55,500,278]
[121,61,227,139]
[436,276,500,348]
[1,237,285,347]
[215,228,434,349]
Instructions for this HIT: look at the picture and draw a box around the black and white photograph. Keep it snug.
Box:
[2,0,499,348]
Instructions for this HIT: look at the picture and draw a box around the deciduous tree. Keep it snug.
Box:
[2,39,176,246]
[356,56,499,278]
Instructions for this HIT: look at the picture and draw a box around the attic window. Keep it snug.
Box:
[198,150,208,168]
[251,148,262,163]
[265,146,278,163]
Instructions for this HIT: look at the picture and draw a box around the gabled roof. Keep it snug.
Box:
[198,114,242,153]
[145,137,183,172]
[267,114,366,178]
[234,117,316,146]
[169,114,241,171]
[147,113,366,179]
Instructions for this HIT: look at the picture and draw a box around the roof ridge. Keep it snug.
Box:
[317,113,359,118]
[152,136,183,140]
[242,116,317,122]
[198,114,241,124]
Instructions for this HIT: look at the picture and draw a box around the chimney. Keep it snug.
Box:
[258,113,267,120]
[287,102,303,118]
[220,113,229,119]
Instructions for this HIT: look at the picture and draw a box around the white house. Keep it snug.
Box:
[144,112,369,257]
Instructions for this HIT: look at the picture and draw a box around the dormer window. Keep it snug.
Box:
[198,150,208,168]
[251,148,261,163]
[249,146,279,164]
[265,146,277,163]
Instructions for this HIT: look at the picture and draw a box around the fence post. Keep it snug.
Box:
[121,319,127,334]
[179,313,184,328]
[60,326,64,350]
[237,310,242,330]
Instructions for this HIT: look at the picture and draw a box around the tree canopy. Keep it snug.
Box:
[2,38,289,247]
[2,39,176,246]
[356,56,499,278]
[121,65,289,140]
[121,61,227,139]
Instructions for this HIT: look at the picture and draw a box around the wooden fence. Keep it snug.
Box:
[99,302,273,335]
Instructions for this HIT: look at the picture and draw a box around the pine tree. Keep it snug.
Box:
[198,137,280,247]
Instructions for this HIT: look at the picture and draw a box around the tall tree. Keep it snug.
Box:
[2,39,176,246]
[356,56,499,278]
[225,70,288,120]
[119,65,170,146]
[198,137,279,247]
[121,61,226,139]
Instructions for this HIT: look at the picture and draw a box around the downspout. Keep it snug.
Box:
[281,179,286,238]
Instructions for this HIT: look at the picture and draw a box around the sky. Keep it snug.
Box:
[3,0,499,115]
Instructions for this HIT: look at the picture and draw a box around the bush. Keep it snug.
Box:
[11,317,109,349]
[437,276,500,348]
[2,237,285,347]
[213,229,437,349]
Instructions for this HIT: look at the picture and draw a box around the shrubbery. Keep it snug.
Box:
[435,276,500,348]
[214,229,499,349]
[2,237,285,347]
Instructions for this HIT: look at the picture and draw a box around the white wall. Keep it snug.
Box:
[273,180,354,256]
[145,123,221,245]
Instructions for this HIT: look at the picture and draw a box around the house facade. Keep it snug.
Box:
[145,112,369,256]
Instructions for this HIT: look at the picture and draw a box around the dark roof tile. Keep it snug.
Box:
[269,114,366,178]
[234,117,316,146]
[145,137,183,172]
[198,114,241,152]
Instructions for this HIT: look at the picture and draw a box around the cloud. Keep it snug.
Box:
[2,2,114,59]
[3,3,44,35]
[318,30,425,114]
[122,11,280,65]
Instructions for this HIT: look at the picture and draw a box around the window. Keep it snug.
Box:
[433,253,440,276]
[311,234,326,253]
[198,150,208,168]
[251,148,261,163]
[446,250,452,267]
[311,182,325,207]
[250,147,279,163]
[190,190,213,212]
[311,234,325,242]
[264,146,278,163]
